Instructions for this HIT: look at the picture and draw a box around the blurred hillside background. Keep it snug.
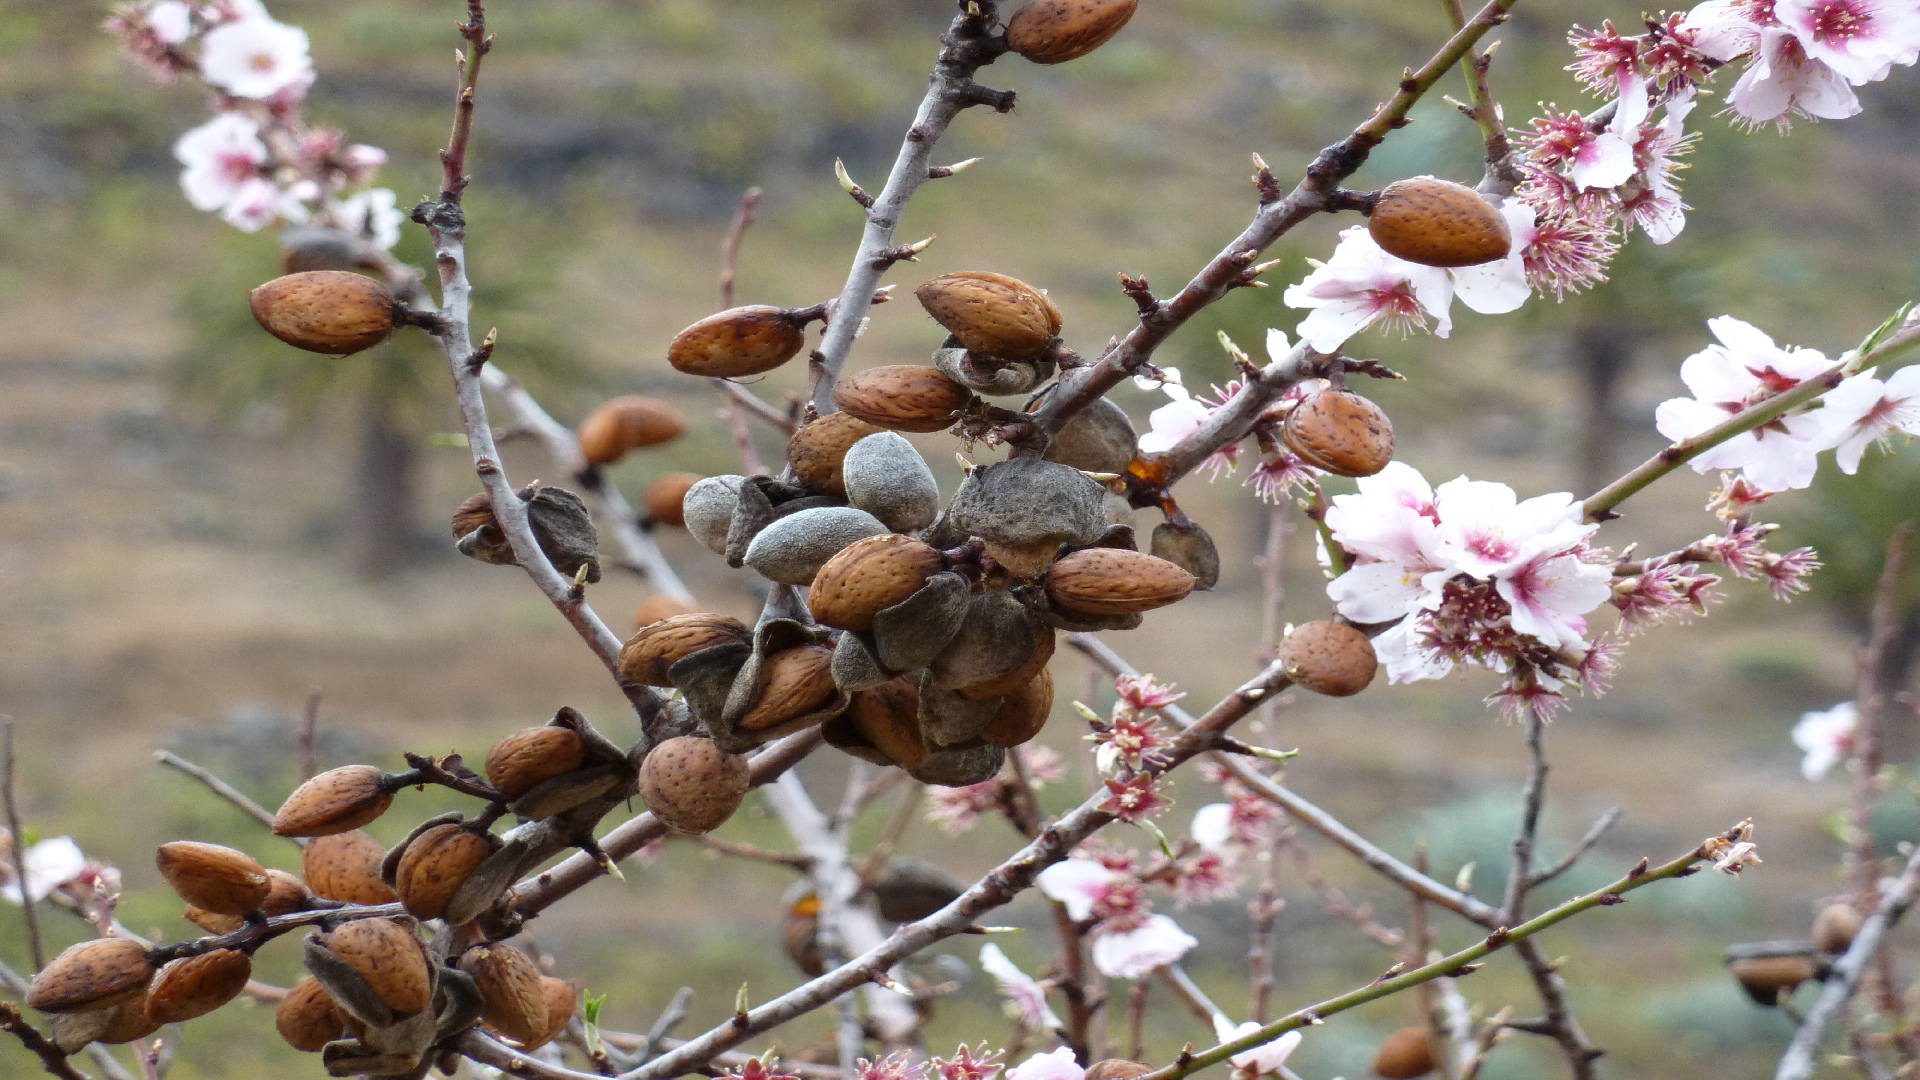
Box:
[3,0,1920,1077]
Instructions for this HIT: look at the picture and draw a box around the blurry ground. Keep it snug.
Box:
[3,1,1920,1078]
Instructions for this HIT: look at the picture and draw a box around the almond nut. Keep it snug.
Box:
[1368,176,1511,267]
[249,271,396,355]
[1282,389,1393,478]
[619,613,750,687]
[1007,0,1139,64]
[261,868,311,917]
[183,906,244,935]
[644,473,704,525]
[460,943,548,1048]
[156,841,271,917]
[668,305,807,377]
[847,677,928,768]
[1731,955,1817,1003]
[788,412,885,497]
[1045,547,1195,617]
[1371,1027,1435,1080]
[1278,620,1376,697]
[303,831,399,906]
[277,976,348,1052]
[320,918,433,1016]
[144,948,252,1023]
[1815,904,1863,954]
[638,736,750,835]
[577,397,687,465]
[273,764,393,837]
[484,726,586,801]
[1084,1062,1155,1080]
[981,666,1054,747]
[916,271,1062,360]
[738,645,838,730]
[394,823,494,921]
[744,506,890,586]
[833,365,974,433]
[843,432,941,533]
[809,534,945,632]
[635,594,699,626]
[27,937,154,1014]
[526,977,576,1051]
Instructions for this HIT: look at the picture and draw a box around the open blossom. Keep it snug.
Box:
[1136,367,1211,454]
[1515,177,1619,297]
[1794,701,1857,779]
[1730,26,1862,125]
[1090,913,1198,978]
[933,1046,1003,1080]
[199,15,312,99]
[337,187,404,250]
[1568,20,1644,93]
[1284,227,1454,352]
[1090,712,1172,775]
[1774,0,1920,84]
[1006,1048,1080,1080]
[1212,1017,1303,1078]
[1444,200,1536,316]
[979,944,1064,1032]
[174,112,267,213]
[1620,94,1697,243]
[1816,365,1920,472]
[0,834,89,904]
[1037,858,1117,921]
[1653,316,1835,492]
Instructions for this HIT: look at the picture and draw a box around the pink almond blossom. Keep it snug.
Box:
[1006,1048,1080,1080]
[979,944,1064,1032]
[1794,702,1856,779]
[174,112,267,213]
[0,835,87,904]
[1211,1017,1304,1078]
[1036,858,1116,921]
[1090,913,1198,978]
[1775,0,1920,84]
[933,1046,1003,1080]
[1653,316,1835,492]
[1283,227,1454,352]
[1728,26,1863,125]
[199,15,311,100]
[1815,365,1920,472]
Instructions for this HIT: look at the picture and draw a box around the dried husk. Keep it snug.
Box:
[744,505,889,585]
[842,431,941,532]
[1038,394,1138,475]
[916,674,1003,749]
[934,345,1054,396]
[929,589,1049,696]
[509,764,627,821]
[871,572,973,673]
[906,743,1005,787]
[53,998,161,1052]
[873,858,965,922]
[948,458,1108,577]
[453,484,601,583]
[981,666,1054,747]
[737,644,839,731]
[830,630,893,693]
[716,620,849,749]
[1150,519,1220,591]
[682,474,747,555]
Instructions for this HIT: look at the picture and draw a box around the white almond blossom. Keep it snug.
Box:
[1006,1047,1083,1080]
[1135,367,1212,454]
[199,15,312,100]
[1774,0,1920,84]
[148,0,193,43]
[1211,1016,1304,1078]
[1283,227,1455,352]
[1793,701,1857,780]
[0,835,87,904]
[174,112,268,213]
[337,187,405,250]
[1817,365,1920,473]
[1035,858,1115,921]
[1653,316,1836,492]
[978,944,1064,1032]
[1089,913,1198,979]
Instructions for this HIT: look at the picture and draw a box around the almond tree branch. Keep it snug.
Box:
[1848,524,1912,903]
[0,1001,89,1080]
[0,961,140,1080]
[1528,808,1622,890]
[621,660,1293,1079]
[810,1,1011,412]
[153,751,282,836]
[1,718,46,971]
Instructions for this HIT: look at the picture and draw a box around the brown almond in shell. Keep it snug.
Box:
[738,644,838,731]
[639,736,750,835]
[1007,0,1139,64]
[1084,1062,1154,1080]
[144,948,252,1024]
[261,868,311,916]
[249,271,396,356]
[26,937,154,1014]
[833,365,974,433]
[1045,547,1195,617]
[1815,903,1863,954]
[1368,176,1511,268]
[525,976,576,1051]
[277,976,347,1052]
[916,271,1062,360]
[1278,620,1377,697]
[461,943,549,1048]
[183,906,244,935]
[847,677,929,768]
[635,594,699,626]
[668,305,806,377]
[273,764,393,837]
[788,412,885,497]
[981,667,1054,747]
[619,613,750,688]
[1371,1027,1436,1079]
[323,918,433,1016]
[577,397,687,465]
[644,473,703,525]
[303,830,399,906]
[809,534,945,633]
[395,823,493,921]
[156,840,270,917]
[1282,390,1393,478]
[484,726,586,801]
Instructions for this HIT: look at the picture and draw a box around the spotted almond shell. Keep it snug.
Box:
[484,726,586,801]
[1282,390,1393,478]
[833,365,974,433]
[576,397,687,465]
[276,976,348,1053]
[847,676,928,768]
[26,938,154,1014]
[639,736,750,835]
[155,841,270,917]
[668,305,806,377]
[980,666,1054,747]
[1007,0,1140,64]
[302,830,399,906]
[273,764,393,837]
[322,918,433,1016]
[618,613,750,687]
[1367,177,1511,267]
[916,271,1063,360]
[738,645,839,731]
[1045,547,1195,617]
[143,949,252,1024]
[460,943,549,1048]
[787,412,885,497]
[394,823,493,921]
[249,271,396,356]
[809,534,945,633]
[1278,620,1377,697]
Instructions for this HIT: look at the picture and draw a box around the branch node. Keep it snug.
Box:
[958,84,1017,112]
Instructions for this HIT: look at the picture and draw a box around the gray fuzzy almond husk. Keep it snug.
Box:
[929,589,1042,691]
[1151,520,1221,591]
[1040,395,1138,476]
[683,475,746,555]
[723,478,778,568]
[906,743,1005,788]
[819,712,900,767]
[831,631,893,693]
[872,572,972,672]
[947,457,1107,550]
[668,641,753,748]
[744,506,889,585]
[358,1004,438,1058]
[1040,599,1145,633]
[508,764,626,821]
[455,486,601,583]
[707,619,848,753]
[934,345,1055,396]
[844,431,940,533]
[321,1041,422,1078]
[303,935,398,1030]
[916,672,1003,748]
[1089,522,1138,550]
[432,967,485,1040]
[442,834,535,926]
[50,1011,110,1054]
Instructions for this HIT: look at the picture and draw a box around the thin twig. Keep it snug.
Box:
[1529,808,1622,890]
[2,719,46,971]
[635,986,695,1063]
[1849,524,1912,904]
[689,834,814,871]
[1247,834,1284,1023]
[1126,978,1151,1062]
[1162,964,1229,1029]
[718,187,760,310]
[153,751,280,835]
[0,1001,89,1080]
[296,689,321,782]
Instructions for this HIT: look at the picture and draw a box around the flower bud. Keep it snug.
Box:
[639,736,750,835]
[155,841,270,917]
[576,397,686,465]
[249,271,396,355]
[273,764,393,837]
[1368,176,1511,267]
[668,305,807,377]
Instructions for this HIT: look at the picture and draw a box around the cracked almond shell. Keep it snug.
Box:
[1368,176,1511,267]
[144,948,252,1024]
[639,736,751,835]
[619,613,750,687]
[394,823,494,921]
[787,412,885,497]
[738,644,838,731]
[320,918,433,1016]
[1278,620,1377,697]
[668,305,806,377]
[577,396,686,465]
[278,976,349,1052]
[980,666,1054,747]
[644,472,703,526]
[249,271,396,356]
[916,271,1062,360]
[156,841,270,917]
[273,764,393,837]
[303,830,399,906]
[484,726,586,801]
[1045,547,1195,617]
[1007,0,1139,64]
[809,534,945,633]
[460,943,549,1049]
[833,365,974,433]
[1282,389,1394,478]
[27,937,154,1014]
[1371,1027,1436,1080]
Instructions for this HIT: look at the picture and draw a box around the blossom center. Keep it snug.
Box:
[1807,0,1872,43]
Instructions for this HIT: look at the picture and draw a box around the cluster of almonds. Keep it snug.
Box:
[1724,900,1865,1007]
